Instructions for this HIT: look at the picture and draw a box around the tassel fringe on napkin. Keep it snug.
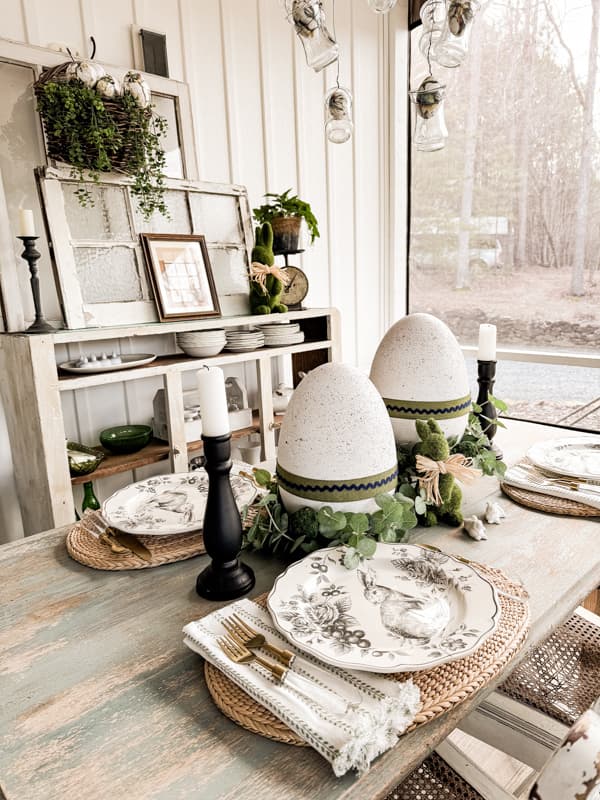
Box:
[183,599,421,777]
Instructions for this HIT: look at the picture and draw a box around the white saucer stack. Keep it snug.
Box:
[256,322,305,347]
[177,329,226,357]
[225,328,265,352]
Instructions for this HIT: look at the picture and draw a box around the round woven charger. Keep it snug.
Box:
[501,482,600,517]
[66,523,205,570]
[204,563,530,745]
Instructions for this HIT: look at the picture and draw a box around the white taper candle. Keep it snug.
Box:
[477,324,497,361]
[197,366,230,437]
[18,208,36,237]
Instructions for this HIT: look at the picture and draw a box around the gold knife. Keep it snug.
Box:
[100,529,152,561]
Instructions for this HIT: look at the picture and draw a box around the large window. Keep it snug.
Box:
[409,0,600,431]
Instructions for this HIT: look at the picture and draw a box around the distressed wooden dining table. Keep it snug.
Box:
[1,420,599,800]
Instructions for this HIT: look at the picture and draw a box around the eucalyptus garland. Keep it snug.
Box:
[242,411,507,569]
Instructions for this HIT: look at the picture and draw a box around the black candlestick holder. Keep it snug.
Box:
[195,433,255,601]
[18,236,58,333]
[475,360,503,460]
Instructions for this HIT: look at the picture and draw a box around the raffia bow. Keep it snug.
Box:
[415,453,482,506]
[250,262,289,293]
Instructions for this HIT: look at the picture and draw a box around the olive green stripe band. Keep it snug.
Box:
[276,463,398,502]
[383,394,471,420]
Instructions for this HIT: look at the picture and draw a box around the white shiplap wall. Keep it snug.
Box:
[0,0,409,541]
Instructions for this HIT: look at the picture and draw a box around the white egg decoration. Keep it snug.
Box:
[65,60,106,88]
[95,74,121,99]
[370,313,471,447]
[122,71,152,108]
[276,362,398,514]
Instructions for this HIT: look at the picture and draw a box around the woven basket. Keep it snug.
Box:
[34,62,149,174]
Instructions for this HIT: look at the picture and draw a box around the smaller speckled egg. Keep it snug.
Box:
[276,362,398,513]
[370,313,471,447]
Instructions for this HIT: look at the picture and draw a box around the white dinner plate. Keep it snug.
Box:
[267,543,500,673]
[59,354,157,374]
[102,463,258,535]
[527,436,600,481]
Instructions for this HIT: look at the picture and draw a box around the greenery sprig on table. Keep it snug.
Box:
[243,414,507,569]
[36,82,168,219]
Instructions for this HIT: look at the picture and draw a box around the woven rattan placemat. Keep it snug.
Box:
[501,482,600,517]
[204,562,530,745]
[66,522,205,570]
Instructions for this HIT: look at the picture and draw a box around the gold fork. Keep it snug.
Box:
[218,634,288,681]
[218,633,350,715]
[222,614,295,667]
[517,464,600,495]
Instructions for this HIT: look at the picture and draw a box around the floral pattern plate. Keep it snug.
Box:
[527,437,600,481]
[267,543,500,673]
[102,463,258,535]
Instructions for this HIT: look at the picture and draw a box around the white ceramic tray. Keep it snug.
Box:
[59,354,157,374]
[267,543,500,673]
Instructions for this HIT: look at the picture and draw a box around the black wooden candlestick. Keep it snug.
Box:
[195,433,255,601]
[475,360,503,460]
[18,236,57,333]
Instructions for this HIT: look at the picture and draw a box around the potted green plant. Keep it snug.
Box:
[253,189,320,254]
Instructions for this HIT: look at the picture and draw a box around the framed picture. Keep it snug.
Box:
[141,233,222,321]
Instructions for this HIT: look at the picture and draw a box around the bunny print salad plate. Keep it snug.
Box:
[267,543,500,673]
[102,464,257,536]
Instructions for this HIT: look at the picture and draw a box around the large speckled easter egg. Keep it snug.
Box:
[276,362,398,513]
[369,313,471,446]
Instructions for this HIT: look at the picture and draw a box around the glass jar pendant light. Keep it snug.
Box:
[285,0,339,72]
[325,86,353,144]
[366,0,398,12]
[409,76,448,152]
[436,0,481,68]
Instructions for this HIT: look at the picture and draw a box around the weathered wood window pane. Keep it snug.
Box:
[63,184,132,241]
[207,246,249,296]
[74,245,149,303]
[152,94,184,179]
[133,189,190,233]
[190,193,244,243]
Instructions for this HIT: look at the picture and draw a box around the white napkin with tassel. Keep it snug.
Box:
[503,462,600,510]
[183,599,421,777]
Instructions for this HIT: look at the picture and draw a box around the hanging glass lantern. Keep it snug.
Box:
[366,0,398,12]
[418,0,447,61]
[324,87,353,143]
[408,77,448,152]
[435,0,480,68]
[285,0,339,72]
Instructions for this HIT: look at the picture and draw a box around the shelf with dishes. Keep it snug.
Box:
[70,416,271,485]
[56,339,332,391]
[0,306,340,535]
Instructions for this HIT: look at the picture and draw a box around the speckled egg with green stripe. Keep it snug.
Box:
[370,313,471,446]
[276,362,398,514]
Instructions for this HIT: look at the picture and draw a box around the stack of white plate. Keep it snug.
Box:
[225,328,265,352]
[177,329,226,357]
[257,322,305,347]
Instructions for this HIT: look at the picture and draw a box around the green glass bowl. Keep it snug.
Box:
[67,441,105,477]
[99,425,153,455]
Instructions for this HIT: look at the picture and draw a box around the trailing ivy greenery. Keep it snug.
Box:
[242,413,507,568]
[37,82,168,219]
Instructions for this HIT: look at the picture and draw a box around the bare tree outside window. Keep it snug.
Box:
[409,0,600,429]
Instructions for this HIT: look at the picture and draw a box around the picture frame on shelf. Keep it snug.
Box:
[141,233,222,321]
